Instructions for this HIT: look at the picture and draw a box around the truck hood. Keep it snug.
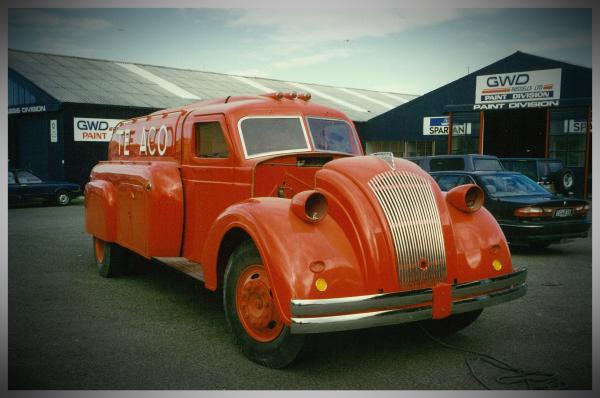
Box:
[314,155,456,293]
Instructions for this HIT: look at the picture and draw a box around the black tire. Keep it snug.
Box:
[552,168,574,193]
[93,236,134,277]
[223,241,305,368]
[56,190,71,206]
[420,309,483,337]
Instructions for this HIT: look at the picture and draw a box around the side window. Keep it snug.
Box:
[8,171,16,184]
[195,122,229,158]
[429,158,465,172]
[16,170,42,183]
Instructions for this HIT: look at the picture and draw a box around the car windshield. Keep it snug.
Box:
[307,117,359,155]
[238,116,310,158]
[479,174,550,197]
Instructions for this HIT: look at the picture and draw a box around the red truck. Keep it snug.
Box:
[85,92,527,368]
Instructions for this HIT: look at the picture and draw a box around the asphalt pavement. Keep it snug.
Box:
[7,200,593,390]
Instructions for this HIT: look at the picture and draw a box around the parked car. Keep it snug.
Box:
[406,154,504,172]
[8,169,81,206]
[500,157,575,195]
[430,170,591,248]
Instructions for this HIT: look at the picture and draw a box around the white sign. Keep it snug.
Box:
[50,120,58,143]
[74,117,122,142]
[423,116,449,135]
[564,119,587,134]
[423,116,471,136]
[473,68,561,110]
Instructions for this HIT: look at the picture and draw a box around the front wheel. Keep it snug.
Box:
[223,241,305,368]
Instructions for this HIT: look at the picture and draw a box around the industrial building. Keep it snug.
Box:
[8,49,417,187]
[364,51,592,197]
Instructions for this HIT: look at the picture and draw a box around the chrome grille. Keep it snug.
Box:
[368,170,447,289]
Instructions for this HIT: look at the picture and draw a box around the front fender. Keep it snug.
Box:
[446,198,514,282]
[202,197,364,324]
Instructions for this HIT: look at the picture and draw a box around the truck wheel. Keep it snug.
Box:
[223,241,305,368]
[93,237,133,277]
[420,309,483,337]
[56,191,71,206]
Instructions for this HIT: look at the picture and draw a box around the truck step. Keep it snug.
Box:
[153,257,205,282]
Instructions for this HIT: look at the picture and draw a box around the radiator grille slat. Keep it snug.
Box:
[368,170,447,289]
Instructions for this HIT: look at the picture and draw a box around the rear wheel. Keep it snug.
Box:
[93,237,134,277]
[420,309,483,337]
[553,169,574,193]
[223,241,304,368]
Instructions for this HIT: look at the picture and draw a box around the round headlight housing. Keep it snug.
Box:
[291,190,328,222]
[446,184,484,213]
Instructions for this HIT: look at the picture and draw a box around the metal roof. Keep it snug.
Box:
[8,49,418,122]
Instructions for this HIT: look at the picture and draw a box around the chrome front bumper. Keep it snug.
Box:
[290,268,527,334]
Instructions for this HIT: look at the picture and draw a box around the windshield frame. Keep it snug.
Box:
[237,115,312,159]
[306,116,360,156]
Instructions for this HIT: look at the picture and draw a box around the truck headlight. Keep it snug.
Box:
[291,190,328,223]
[446,184,484,213]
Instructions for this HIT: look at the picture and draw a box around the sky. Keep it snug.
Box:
[7,7,593,95]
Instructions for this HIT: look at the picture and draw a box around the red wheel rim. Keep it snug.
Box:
[235,265,284,342]
[94,238,105,263]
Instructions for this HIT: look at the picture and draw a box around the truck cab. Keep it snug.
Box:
[85,92,527,368]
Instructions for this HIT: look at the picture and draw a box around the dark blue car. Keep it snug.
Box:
[8,169,81,206]
[430,170,591,249]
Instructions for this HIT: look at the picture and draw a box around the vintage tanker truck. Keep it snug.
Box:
[85,92,527,368]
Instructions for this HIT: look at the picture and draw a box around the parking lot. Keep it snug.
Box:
[7,200,593,390]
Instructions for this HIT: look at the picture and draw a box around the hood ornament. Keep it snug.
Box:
[370,152,396,170]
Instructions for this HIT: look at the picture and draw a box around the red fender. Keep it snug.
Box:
[85,180,117,242]
[202,197,365,325]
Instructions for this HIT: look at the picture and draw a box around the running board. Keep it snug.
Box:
[153,257,205,281]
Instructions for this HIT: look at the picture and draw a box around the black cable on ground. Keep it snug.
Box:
[419,324,569,390]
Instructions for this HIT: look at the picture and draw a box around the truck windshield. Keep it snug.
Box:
[307,117,359,155]
[239,116,310,158]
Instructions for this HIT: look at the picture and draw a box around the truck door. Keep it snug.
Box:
[181,114,236,263]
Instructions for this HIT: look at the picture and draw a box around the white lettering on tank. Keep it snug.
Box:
[148,126,157,155]
[123,129,131,156]
[157,125,169,156]
[140,128,148,155]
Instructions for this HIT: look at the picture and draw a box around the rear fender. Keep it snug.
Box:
[84,180,117,242]
[202,197,364,324]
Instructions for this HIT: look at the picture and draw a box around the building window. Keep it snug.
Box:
[548,108,588,167]
[365,140,437,157]
[451,112,480,154]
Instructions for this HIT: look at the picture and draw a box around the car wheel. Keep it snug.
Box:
[553,169,575,193]
[420,309,483,337]
[93,236,134,277]
[223,241,305,368]
[56,191,71,206]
